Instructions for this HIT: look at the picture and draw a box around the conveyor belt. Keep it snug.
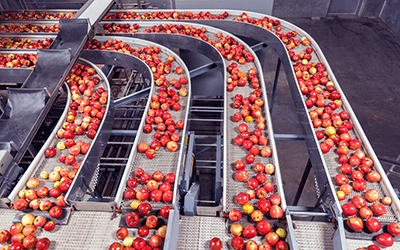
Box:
[292,220,335,250]
[99,20,286,213]
[8,58,112,206]
[88,37,192,210]
[0,208,120,249]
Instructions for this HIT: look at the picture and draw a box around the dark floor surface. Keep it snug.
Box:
[261,15,400,207]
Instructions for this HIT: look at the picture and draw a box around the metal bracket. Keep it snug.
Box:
[184,182,200,216]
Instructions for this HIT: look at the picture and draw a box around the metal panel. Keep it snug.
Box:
[358,0,385,17]
[273,0,331,18]
[175,0,273,15]
[327,0,362,15]
[380,0,400,38]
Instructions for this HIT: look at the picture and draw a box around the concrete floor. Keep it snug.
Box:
[262,16,400,206]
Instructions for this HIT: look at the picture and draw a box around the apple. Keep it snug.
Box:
[371,203,387,216]
[243,225,257,238]
[22,225,36,236]
[146,180,159,192]
[165,173,176,183]
[0,230,10,243]
[257,220,271,235]
[265,232,279,246]
[251,210,263,222]
[9,223,23,235]
[22,235,37,249]
[133,238,146,250]
[353,179,367,192]
[49,206,62,218]
[366,218,381,232]
[45,147,56,158]
[49,188,61,198]
[342,203,357,216]
[123,237,134,247]
[29,199,40,210]
[229,209,241,222]
[125,212,139,227]
[149,235,163,248]
[387,222,400,236]
[152,171,164,182]
[382,196,392,205]
[365,189,380,202]
[40,171,49,179]
[376,233,393,247]
[366,171,381,182]
[347,217,363,231]
[43,221,55,232]
[352,196,367,209]
[264,164,275,175]
[21,213,35,226]
[160,206,171,219]
[275,241,289,250]
[162,190,173,202]
[258,198,272,213]
[138,202,152,216]
[130,200,140,210]
[245,240,258,250]
[335,174,349,185]
[231,236,244,250]
[270,205,283,219]
[36,186,49,198]
[243,203,254,214]
[359,207,373,219]
[230,223,243,237]
[35,237,50,250]
[25,190,37,201]
[236,192,249,205]
[33,216,46,227]
[26,177,40,189]
[235,170,249,182]
[340,184,353,195]
[269,194,281,205]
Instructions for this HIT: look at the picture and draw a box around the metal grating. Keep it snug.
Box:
[293,220,336,250]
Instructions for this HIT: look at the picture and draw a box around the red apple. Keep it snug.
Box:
[231,236,244,250]
[376,233,393,247]
[366,218,381,233]
[209,237,223,250]
[347,217,363,231]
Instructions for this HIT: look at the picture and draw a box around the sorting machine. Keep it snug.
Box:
[0,1,398,249]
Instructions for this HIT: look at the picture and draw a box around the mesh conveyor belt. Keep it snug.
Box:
[225,61,275,212]
[177,216,267,250]
[293,220,335,250]
[0,209,120,249]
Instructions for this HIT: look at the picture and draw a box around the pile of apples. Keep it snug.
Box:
[209,222,288,250]
[0,11,75,20]
[124,168,176,205]
[0,213,53,250]
[109,216,167,250]
[102,23,139,33]
[0,53,37,68]
[14,176,66,219]
[0,37,53,49]
[0,23,60,33]
[103,10,228,20]
[112,176,172,250]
